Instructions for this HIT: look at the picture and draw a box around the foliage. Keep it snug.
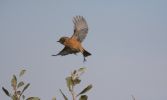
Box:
[59,67,92,100]
[2,69,40,100]
[2,68,93,100]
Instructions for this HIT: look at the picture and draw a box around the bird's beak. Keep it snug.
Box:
[57,40,60,42]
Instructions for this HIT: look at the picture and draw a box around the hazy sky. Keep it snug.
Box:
[0,0,167,100]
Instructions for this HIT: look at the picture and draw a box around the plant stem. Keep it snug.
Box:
[71,85,76,100]
[14,87,19,100]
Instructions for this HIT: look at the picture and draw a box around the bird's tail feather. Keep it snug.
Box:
[83,49,91,57]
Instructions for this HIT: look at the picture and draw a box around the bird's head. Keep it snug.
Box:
[57,37,69,44]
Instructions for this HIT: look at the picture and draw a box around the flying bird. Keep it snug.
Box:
[52,16,91,61]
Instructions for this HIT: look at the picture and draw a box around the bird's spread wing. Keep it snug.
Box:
[71,16,88,42]
[53,47,73,56]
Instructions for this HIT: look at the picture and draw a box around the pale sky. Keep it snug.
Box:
[0,0,167,100]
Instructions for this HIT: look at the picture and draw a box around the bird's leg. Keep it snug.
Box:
[83,57,87,62]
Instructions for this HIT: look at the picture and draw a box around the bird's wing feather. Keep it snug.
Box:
[71,16,88,42]
[55,47,73,56]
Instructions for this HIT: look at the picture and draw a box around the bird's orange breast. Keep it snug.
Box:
[64,38,82,51]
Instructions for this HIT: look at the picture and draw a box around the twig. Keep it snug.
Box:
[70,85,76,100]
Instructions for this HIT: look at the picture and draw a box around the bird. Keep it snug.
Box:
[52,16,91,62]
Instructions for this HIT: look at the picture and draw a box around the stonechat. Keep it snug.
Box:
[52,16,91,62]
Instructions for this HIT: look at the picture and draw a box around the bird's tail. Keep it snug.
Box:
[83,49,91,57]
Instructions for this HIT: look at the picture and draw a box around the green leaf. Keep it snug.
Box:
[79,95,88,100]
[17,81,24,88]
[22,95,25,100]
[2,87,10,97]
[73,78,81,85]
[66,76,73,91]
[59,89,68,100]
[21,83,30,94]
[12,95,18,100]
[26,97,40,100]
[78,67,86,73]
[11,75,17,89]
[77,84,92,96]
[77,67,86,76]
[19,69,26,77]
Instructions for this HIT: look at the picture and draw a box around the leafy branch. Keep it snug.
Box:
[2,69,40,100]
[59,67,93,100]
[2,68,93,100]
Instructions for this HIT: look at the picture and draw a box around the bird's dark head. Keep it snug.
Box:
[57,37,69,44]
